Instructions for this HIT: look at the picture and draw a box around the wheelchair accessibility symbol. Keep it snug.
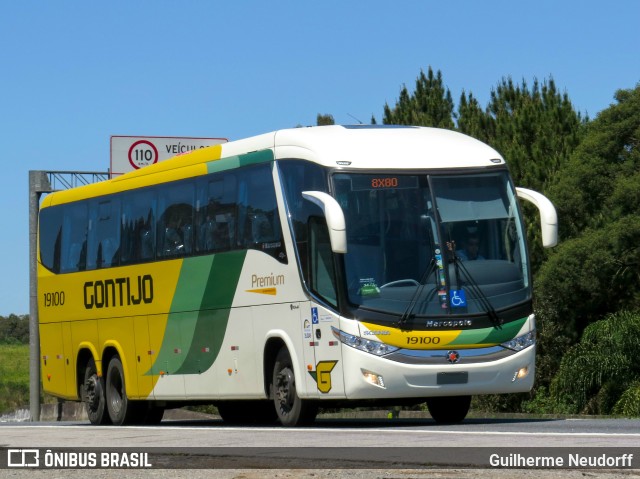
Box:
[451,289,467,308]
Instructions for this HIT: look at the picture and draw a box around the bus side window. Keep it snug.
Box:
[60,203,88,273]
[236,164,286,263]
[308,216,338,308]
[278,160,328,277]
[197,175,235,253]
[120,190,156,265]
[157,182,195,258]
[87,199,120,269]
[39,206,63,274]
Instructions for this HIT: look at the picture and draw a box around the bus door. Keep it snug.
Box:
[305,302,344,398]
[301,216,345,397]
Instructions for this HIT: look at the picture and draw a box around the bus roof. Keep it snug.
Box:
[272,125,504,169]
[41,126,505,207]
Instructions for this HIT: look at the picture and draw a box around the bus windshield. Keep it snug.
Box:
[333,171,529,317]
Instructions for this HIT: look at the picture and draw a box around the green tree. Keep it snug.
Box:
[458,77,584,274]
[532,84,640,394]
[550,311,640,415]
[547,84,640,241]
[316,114,335,126]
[456,91,492,143]
[458,77,583,192]
[383,67,454,128]
[0,314,30,344]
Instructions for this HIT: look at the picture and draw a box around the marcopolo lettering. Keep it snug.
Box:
[84,275,153,309]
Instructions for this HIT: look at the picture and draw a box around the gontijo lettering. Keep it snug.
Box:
[84,275,153,309]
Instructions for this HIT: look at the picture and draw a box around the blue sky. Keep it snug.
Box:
[1,1,638,315]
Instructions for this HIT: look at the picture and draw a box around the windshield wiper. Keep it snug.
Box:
[396,258,438,330]
[451,255,503,327]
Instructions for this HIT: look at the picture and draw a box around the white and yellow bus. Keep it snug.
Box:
[37,125,557,426]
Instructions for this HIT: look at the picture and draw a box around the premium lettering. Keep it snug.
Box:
[251,273,285,288]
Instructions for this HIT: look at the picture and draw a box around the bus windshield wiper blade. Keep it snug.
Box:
[397,258,437,330]
[452,256,503,327]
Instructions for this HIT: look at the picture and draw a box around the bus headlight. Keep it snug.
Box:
[501,330,535,351]
[332,327,399,356]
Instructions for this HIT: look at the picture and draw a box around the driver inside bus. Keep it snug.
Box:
[456,233,484,261]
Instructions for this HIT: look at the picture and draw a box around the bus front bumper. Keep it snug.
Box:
[339,343,535,399]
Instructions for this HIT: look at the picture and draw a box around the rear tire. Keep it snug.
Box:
[82,358,110,425]
[272,347,317,427]
[105,355,136,425]
[426,395,471,424]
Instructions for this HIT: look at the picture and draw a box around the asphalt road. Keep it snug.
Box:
[2,416,640,448]
[1,416,639,472]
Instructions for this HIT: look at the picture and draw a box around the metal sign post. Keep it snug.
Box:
[28,171,108,421]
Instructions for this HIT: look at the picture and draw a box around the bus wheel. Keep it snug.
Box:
[105,355,135,425]
[82,358,110,425]
[426,395,471,424]
[272,347,317,427]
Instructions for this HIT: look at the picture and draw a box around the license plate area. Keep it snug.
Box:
[437,372,468,385]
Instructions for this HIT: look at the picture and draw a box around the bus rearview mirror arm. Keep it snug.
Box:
[515,187,558,248]
[302,191,347,254]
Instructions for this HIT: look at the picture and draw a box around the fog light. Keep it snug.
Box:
[512,366,529,382]
[361,369,385,388]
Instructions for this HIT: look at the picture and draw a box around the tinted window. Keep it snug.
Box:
[87,199,120,269]
[39,162,286,273]
[60,203,89,273]
[309,216,338,307]
[157,182,195,258]
[196,164,286,263]
[237,164,285,261]
[121,188,156,265]
[196,174,236,254]
[39,206,63,273]
[278,160,328,283]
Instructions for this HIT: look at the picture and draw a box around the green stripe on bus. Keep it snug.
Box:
[206,149,274,174]
[449,316,526,345]
[175,251,246,374]
[147,250,247,376]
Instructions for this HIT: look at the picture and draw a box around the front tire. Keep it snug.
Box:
[105,355,136,425]
[272,347,317,427]
[426,395,471,424]
[82,358,110,425]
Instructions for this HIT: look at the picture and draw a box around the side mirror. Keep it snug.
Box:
[516,187,558,248]
[302,191,347,253]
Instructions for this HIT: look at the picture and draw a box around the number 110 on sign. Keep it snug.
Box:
[128,140,159,169]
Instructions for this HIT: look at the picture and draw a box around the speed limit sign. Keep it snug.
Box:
[111,136,227,177]
[128,140,159,169]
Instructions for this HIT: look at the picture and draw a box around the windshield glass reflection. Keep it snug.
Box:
[333,171,529,317]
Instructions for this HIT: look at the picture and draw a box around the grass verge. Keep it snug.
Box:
[0,343,29,414]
